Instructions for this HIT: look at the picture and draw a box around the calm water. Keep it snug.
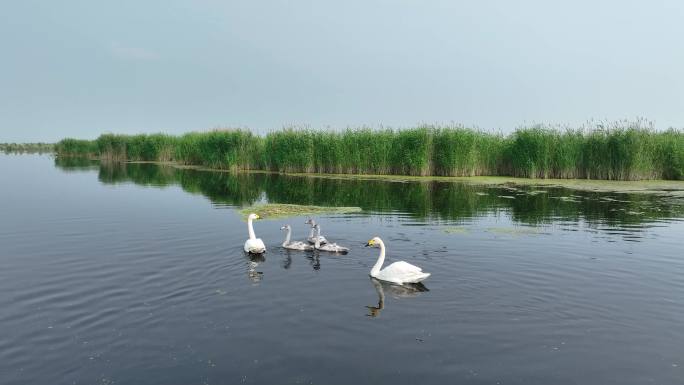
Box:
[1,154,684,385]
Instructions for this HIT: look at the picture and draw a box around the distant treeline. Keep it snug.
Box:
[1,142,54,154]
[55,120,684,180]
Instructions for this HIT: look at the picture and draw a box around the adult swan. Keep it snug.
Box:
[244,213,266,253]
[365,237,430,284]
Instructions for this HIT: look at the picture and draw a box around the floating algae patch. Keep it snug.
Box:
[284,174,684,197]
[239,204,362,220]
[486,227,545,236]
[498,195,516,199]
[443,226,470,235]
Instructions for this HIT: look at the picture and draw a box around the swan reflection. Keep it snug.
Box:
[279,250,322,271]
[282,253,293,269]
[307,253,321,271]
[244,252,265,283]
[366,278,429,317]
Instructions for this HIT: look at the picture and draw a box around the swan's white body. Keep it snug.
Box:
[313,224,349,253]
[305,219,327,244]
[244,213,266,253]
[280,225,314,251]
[366,237,429,284]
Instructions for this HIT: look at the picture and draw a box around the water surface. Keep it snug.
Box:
[1,155,683,384]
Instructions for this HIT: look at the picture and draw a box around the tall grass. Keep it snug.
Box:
[1,142,54,154]
[55,121,684,180]
[54,139,97,156]
[175,130,263,170]
[432,126,506,176]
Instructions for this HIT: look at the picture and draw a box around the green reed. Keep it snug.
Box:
[175,130,263,170]
[55,120,684,180]
[431,126,507,176]
[1,142,54,154]
[54,139,97,156]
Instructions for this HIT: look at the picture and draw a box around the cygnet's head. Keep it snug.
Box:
[304,218,316,226]
[280,224,291,231]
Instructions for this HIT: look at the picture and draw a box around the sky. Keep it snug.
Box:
[1,0,683,142]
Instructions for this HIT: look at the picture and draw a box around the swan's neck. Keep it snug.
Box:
[370,240,386,276]
[282,228,291,246]
[315,226,321,238]
[308,226,315,238]
[247,218,256,240]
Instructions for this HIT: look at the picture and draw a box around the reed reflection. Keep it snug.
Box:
[54,158,684,229]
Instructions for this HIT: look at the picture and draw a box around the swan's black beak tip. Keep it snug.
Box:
[364,242,370,247]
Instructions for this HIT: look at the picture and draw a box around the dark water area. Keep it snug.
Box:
[1,154,684,384]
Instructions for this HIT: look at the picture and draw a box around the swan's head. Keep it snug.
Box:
[280,224,291,230]
[304,218,316,226]
[248,213,261,221]
[365,237,382,248]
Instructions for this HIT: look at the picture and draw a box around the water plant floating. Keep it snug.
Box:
[239,204,362,221]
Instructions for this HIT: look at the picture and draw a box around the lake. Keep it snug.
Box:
[1,154,683,385]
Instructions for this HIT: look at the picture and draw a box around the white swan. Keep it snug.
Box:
[304,218,327,244]
[313,224,349,253]
[243,213,266,253]
[280,225,314,251]
[365,237,430,284]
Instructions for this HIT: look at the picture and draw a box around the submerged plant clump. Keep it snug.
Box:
[54,120,684,181]
[239,204,362,220]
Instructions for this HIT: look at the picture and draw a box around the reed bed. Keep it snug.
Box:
[1,142,54,154]
[55,121,684,180]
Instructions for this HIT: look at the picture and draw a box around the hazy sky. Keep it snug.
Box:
[1,0,683,142]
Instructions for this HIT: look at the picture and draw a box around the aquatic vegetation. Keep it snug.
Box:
[498,195,516,199]
[239,203,362,220]
[486,227,545,236]
[1,142,54,154]
[432,126,506,176]
[176,130,263,170]
[443,226,469,235]
[55,120,684,180]
[55,138,98,156]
